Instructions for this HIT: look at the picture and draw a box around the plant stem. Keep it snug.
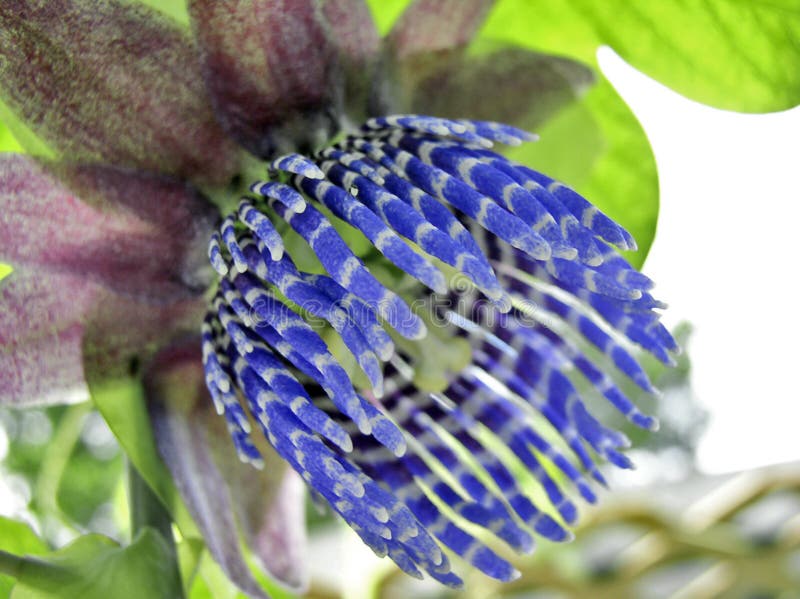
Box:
[128,461,186,597]
[0,550,24,578]
[127,460,174,545]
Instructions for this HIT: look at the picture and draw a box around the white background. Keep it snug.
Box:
[600,48,800,474]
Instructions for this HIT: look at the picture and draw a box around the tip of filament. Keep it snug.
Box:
[269,247,284,262]
[552,245,578,261]
[393,441,407,458]
[338,435,354,453]
[356,415,373,436]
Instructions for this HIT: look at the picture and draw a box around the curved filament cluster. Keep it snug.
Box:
[201,115,677,585]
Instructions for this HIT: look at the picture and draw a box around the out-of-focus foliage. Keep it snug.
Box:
[371,462,800,598]
[370,0,800,268]
[486,0,800,113]
[9,529,181,599]
[0,405,124,542]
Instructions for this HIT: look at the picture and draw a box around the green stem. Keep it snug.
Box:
[0,550,66,582]
[128,461,185,598]
[0,550,24,578]
[34,402,92,528]
[127,461,174,543]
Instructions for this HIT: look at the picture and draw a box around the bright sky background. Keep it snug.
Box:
[599,47,800,475]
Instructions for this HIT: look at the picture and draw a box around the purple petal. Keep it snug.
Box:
[0,269,205,406]
[392,44,594,130]
[146,340,309,594]
[0,270,91,406]
[387,0,496,59]
[321,0,380,66]
[226,460,309,592]
[0,0,240,185]
[146,343,270,599]
[320,0,381,121]
[0,154,216,302]
[189,0,338,157]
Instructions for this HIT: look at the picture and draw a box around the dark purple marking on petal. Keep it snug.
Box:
[0,0,240,185]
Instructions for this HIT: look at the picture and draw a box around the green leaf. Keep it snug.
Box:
[484,0,800,113]
[189,553,240,599]
[503,95,603,195]
[0,120,22,153]
[479,6,662,266]
[91,378,199,538]
[0,518,48,597]
[572,77,659,268]
[511,75,657,267]
[0,97,55,159]
[138,0,190,26]
[366,0,409,34]
[0,518,47,557]
[177,539,204,593]
[8,529,182,599]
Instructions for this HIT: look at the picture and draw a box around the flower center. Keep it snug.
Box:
[197,113,676,585]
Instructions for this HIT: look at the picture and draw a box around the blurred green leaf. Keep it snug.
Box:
[91,380,171,510]
[0,518,47,558]
[367,0,659,265]
[0,518,48,597]
[0,121,22,153]
[8,529,181,599]
[574,77,658,268]
[138,0,190,26]
[91,379,198,538]
[485,0,800,113]
[0,98,54,159]
[366,0,408,33]
[189,553,240,599]
[480,7,661,266]
[504,96,604,190]
[177,539,204,594]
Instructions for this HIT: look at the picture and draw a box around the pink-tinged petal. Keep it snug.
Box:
[387,0,496,59]
[189,0,338,157]
[213,439,309,592]
[320,0,381,122]
[393,44,595,131]
[249,471,308,592]
[146,340,309,596]
[0,270,91,406]
[0,269,205,406]
[0,0,241,186]
[321,0,380,66]
[0,154,216,302]
[145,342,269,599]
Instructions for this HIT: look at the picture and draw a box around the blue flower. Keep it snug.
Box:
[0,0,675,594]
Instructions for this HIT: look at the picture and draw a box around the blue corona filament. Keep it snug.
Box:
[201,115,677,586]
